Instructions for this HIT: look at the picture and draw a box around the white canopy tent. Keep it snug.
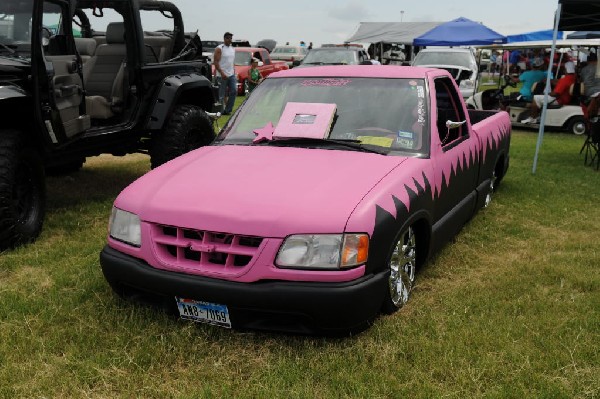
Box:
[346,22,444,62]
[346,22,444,44]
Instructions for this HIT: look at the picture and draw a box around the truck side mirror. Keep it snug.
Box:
[446,120,467,129]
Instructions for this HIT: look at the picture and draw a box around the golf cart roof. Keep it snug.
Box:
[478,38,600,50]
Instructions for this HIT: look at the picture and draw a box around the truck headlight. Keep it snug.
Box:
[276,234,368,270]
[459,80,474,89]
[109,207,141,247]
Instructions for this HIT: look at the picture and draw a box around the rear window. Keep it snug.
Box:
[273,48,297,54]
[413,51,473,68]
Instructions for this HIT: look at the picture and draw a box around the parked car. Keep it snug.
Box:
[296,46,370,67]
[100,65,511,336]
[232,39,251,48]
[256,39,277,53]
[270,45,308,68]
[412,47,478,98]
[466,74,587,135]
[212,47,288,95]
[202,39,222,62]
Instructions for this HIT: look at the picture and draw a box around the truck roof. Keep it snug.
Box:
[268,65,442,79]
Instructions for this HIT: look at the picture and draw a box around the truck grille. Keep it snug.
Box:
[151,224,263,272]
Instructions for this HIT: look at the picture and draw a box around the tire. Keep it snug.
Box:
[381,226,417,314]
[150,105,215,169]
[566,116,587,136]
[0,130,46,249]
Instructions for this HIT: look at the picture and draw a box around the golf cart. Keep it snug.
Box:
[467,39,600,135]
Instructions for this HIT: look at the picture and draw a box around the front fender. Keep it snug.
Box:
[0,86,34,132]
[145,73,218,130]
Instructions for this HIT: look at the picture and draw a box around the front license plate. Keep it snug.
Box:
[175,297,231,328]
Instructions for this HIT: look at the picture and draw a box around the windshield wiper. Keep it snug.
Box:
[261,137,389,155]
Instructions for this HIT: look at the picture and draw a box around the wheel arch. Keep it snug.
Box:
[368,208,432,275]
[145,73,217,131]
[564,115,587,135]
[0,95,36,136]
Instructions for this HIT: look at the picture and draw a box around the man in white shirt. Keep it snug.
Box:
[214,32,237,114]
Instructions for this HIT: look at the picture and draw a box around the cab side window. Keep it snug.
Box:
[434,77,467,147]
[260,49,270,65]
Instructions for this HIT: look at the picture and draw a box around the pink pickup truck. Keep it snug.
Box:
[100,65,511,336]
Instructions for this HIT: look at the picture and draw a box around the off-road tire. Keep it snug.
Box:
[0,130,46,250]
[150,105,215,169]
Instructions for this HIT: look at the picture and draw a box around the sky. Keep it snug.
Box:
[146,0,561,47]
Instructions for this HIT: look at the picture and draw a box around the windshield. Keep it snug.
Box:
[203,40,222,52]
[0,1,63,58]
[302,49,357,65]
[216,77,430,156]
[273,47,300,54]
[0,1,33,45]
[234,51,252,66]
[413,51,474,68]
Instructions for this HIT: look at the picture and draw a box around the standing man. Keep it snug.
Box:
[214,32,236,115]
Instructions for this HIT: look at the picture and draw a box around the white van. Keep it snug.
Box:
[412,47,478,98]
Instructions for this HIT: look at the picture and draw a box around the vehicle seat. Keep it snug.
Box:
[569,82,584,105]
[84,22,127,119]
[74,38,97,64]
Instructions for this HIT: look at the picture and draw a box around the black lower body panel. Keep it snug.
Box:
[100,246,388,336]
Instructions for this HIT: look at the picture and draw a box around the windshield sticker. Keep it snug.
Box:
[358,136,394,147]
[417,97,426,125]
[396,131,415,149]
[301,78,351,87]
[253,122,275,143]
[293,114,317,124]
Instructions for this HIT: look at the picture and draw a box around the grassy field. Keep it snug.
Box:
[1,123,599,398]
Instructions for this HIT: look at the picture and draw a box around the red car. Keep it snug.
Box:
[213,47,289,95]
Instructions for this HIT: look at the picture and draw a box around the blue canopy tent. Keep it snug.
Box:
[507,30,563,42]
[413,17,507,46]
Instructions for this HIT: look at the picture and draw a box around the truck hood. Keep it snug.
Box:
[0,55,30,83]
[116,145,407,238]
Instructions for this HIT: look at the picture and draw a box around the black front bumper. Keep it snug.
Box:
[100,246,388,335]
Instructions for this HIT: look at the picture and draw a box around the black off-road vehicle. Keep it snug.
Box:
[0,0,218,249]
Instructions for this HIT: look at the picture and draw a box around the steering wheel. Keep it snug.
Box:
[503,74,517,88]
[41,27,53,47]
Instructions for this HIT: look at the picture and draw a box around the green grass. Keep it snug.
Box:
[1,121,599,397]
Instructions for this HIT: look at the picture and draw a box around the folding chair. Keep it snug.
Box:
[588,120,600,170]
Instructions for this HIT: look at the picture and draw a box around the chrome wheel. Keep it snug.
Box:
[388,226,417,309]
[484,169,497,208]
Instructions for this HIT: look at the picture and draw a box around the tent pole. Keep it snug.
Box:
[533,3,562,174]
